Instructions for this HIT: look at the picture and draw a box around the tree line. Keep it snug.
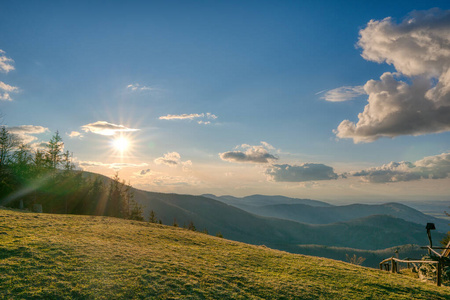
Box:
[0,127,143,220]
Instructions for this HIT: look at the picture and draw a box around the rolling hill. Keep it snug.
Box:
[1,208,449,299]
[132,190,445,250]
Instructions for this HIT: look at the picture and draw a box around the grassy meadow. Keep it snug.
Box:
[1,208,449,299]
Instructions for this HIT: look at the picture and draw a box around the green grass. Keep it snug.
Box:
[1,208,449,299]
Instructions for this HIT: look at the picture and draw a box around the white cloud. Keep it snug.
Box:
[322,86,366,102]
[66,131,83,138]
[30,142,49,151]
[0,81,18,101]
[266,163,339,182]
[7,125,49,144]
[153,152,193,171]
[159,112,217,124]
[159,113,204,120]
[181,160,193,172]
[335,9,450,142]
[205,113,217,119]
[154,152,181,167]
[352,152,450,183]
[0,50,15,73]
[220,142,278,164]
[127,83,154,92]
[81,121,139,136]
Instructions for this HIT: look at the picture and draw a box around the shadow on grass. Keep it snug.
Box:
[366,282,445,299]
[0,247,33,259]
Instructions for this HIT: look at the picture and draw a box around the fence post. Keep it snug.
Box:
[437,260,442,287]
[391,259,396,273]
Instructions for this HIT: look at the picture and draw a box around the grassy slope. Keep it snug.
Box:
[280,244,426,269]
[1,208,449,299]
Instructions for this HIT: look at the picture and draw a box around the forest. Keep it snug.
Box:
[0,126,143,220]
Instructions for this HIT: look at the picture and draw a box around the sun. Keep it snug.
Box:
[112,137,129,153]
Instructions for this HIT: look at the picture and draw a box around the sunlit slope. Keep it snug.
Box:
[1,208,449,299]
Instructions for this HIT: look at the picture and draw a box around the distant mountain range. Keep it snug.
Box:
[202,194,332,208]
[131,190,446,251]
[202,194,448,232]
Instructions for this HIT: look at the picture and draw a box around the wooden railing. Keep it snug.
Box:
[379,246,449,287]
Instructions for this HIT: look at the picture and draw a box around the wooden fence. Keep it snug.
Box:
[379,246,449,287]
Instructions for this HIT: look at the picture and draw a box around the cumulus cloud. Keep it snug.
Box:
[266,163,339,182]
[30,142,50,151]
[159,112,217,124]
[81,121,139,136]
[352,152,450,183]
[181,160,193,172]
[322,86,366,102]
[220,142,278,164]
[66,131,83,138]
[127,83,153,92]
[335,9,450,142]
[7,125,49,144]
[0,81,19,101]
[0,50,14,73]
[154,152,181,166]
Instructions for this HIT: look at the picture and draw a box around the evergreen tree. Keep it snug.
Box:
[149,210,158,223]
[46,131,64,170]
[0,127,18,168]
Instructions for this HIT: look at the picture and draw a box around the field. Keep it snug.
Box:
[1,208,449,299]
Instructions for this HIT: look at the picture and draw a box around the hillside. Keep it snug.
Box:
[132,190,444,250]
[1,208,449,299]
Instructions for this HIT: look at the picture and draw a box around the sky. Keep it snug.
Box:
[1,0,450,203]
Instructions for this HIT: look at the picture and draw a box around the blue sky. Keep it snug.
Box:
[1,1,450,202]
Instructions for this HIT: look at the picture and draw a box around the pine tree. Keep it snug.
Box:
[0,127,18,168]
[46,131,63,170]
[149,210,158,223]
